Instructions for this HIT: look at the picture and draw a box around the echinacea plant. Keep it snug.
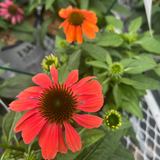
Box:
[1,2,160,160]
[0,0,38,49]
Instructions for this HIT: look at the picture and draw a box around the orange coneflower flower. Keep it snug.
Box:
[9,66,104,160]
[59,6,99,44]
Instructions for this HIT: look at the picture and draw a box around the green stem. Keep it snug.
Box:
[105,0,118,16]
[0,144,25,152]
[0,66,35,76]
[79,128,86,135]
[0,149,8,160]
[102,76,112,85]
[14,135,20,147]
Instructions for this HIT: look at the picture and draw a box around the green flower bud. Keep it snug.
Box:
[122,33,137,43]
[108,62,123,79]
[104,110,122,131]
[60,40,67,47]
[41,54,59,73]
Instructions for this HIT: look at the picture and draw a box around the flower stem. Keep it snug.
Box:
[102,76,112,85]
[105,0,118,16]
[0,66,35,76]
[0,149,8,160]
[14,135,20,147]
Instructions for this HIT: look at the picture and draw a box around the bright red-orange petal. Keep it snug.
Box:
[42,123,58,159]
[71,76,97,91]
[63,121,81,152]
[64,70,78,87]
[32,73,52,89]
[82,22,96,39]
[64,21,69,33]
[59,9,69,19]
[14,108,38,132]
[58,124,68,153]
[76,25,83,44]
[76,94,103,112]
[76,94,100,102]
[50,65,58,86]
[59,19,68,29]
[22,117,46,144]
[38,121,50,147]
[9,99,39,111]
[72,114,103,129]
[83,20,99,32]
[24,86,45,93]
[66,24,76,43]
[83,11,97,23]
[17,91,41,99]
[15,113,40,132]
[73,80,102,96]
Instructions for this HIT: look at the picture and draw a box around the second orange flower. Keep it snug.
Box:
[59,6,99,44]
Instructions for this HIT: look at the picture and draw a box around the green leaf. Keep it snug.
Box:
[58,0,71,8]
[40,17,52,46]
[58,63,70,83]
[0,42,5,52]
[12,21,38,33]
[154,63,160,76]
[124,54,157,74]
[120,85,143,119]
[113,84,123,107]
[121,74,160,90]
[106,16,123,31]
[109,144,134,160]
[12,30,36,43]
[0,75,34,98]
[128,17,142,33]
[2,111,22,144]
[119,117,132,130]
[75,129,124,160]
[81,129,105,148]
[45,0,55,10]
[79,0,89,9]
[68,50,81,70]
[96,33,123,47]
[112,3,130,15]
[81,43,106,61]
[138,37,160,54]
[105,51,112,66]
[86,61,108,69]
[0,20,10,29]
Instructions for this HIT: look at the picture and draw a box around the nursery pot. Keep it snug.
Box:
[0,13,44,70]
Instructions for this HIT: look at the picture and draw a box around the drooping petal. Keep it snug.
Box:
[66,24,76,43]
[63,121,81,152]
[76,25,83,44]
[22,117,46,144]
[71,76,97,91]
[64,70,78,87]
[32,73,52,89]
[73,80,102,96]
[58,124,68,153]
[17,15,22,23]
[76,95,104,112]
[25,86,45,93]
[64,20,69,33]
[5,14,11,19]
[83,20,99,32]
[72,114,103,129]
[17,91,41,99]
[50,65,58,86]
[38,121,50,147]
[15,112,40,132]
[82,22,96,39]
[83,11,97,23]
[0,3,8,8]
[18,8,24,14]
[14,108,38,132]
[59,19,68,29]
[6,0,13,5]
[0,9,7,15]
[11,16,16,25]
[42,123,58,159]
[9,99,39,111]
